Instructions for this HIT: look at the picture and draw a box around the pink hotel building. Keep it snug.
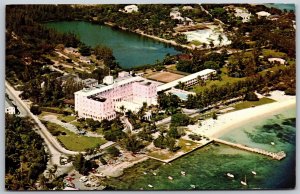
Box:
[75,72,158,121]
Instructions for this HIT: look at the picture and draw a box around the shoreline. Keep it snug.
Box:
[192,97,296,139]
[104,22,193,50]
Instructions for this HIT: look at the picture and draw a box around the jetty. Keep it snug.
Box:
[214,138,286,160]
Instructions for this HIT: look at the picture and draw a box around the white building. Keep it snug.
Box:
[170,10,182,20]
[268,58,286,65]
[157,69,217,92]
[5,97,15,115]
[75,73,157,121]
[82,78,98,88]
[124,5,138,13]
[234,7,251,23]
[256,11,271,18]
[182,6,193,10]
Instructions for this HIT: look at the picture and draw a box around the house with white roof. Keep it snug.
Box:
[256,11,271,18]
[268,58,286,65]
[157,69,217,92]
[124,5,138,13]
[182,6,193,10]
[234,7,251,23]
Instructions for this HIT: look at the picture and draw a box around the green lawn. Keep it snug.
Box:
[233,97,276,110]
[193,67,245,93]
[45,122,107,151]
[71,120,104,135]
[39,111,76,122]
[147,138,200,161]
[58,115,76,122]
[262,49,287,58]
[189,40,202,46]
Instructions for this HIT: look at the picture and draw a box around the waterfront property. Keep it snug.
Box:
[75,72,158,121]
[157,69,217,92]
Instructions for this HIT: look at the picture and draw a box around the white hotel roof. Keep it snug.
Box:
[75,76,142,97]
[157,69,216,92]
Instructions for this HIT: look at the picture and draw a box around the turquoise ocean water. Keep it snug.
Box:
[106,107,296,190]
[265,4,295,11]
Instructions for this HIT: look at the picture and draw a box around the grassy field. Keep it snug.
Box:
[147,138,200,161]
[233,97,276,110]
[189,40,202,46]
[262,49,287,58]
[71,120,103,134]
[192,67,245,93]
[45,122,107,151]
[39,111,76,122]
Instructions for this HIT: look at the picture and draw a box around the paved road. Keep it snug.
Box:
[5,81,80,160]
[5,88,27,117]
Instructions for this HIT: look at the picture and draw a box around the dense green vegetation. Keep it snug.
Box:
[184,64,295,109]
[73,153,98,175]
[5,115,48,190]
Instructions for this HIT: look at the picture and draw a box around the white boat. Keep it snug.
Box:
[143,172,147,175]
[241,175,247,186]
[168,176,173,180]
[271,142,275,145]
[226,173,234,178]
[252,171,257,175]
[181,171,186,176]
[153,172,157,176]
[148,184,153,188]
[190,184,196,189]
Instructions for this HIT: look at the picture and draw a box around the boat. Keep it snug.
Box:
[153,172,157,176]
[181,171,186,176]
[168,176,173,180]
[226,173,234,178]
[271,142,275,145]
[241,175,247,186]
[148,184,153,188]
[143,172,147,175]
[252,171,257,175]
[190,184,196,189]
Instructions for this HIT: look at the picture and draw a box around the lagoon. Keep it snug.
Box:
[45,21,180,69]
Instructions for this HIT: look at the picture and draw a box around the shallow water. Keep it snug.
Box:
[106,107,296,190]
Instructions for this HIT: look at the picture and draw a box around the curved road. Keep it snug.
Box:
[5,81,80,166]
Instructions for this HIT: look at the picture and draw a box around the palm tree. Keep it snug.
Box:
[209,40,214,48]
[218,34,223,46]
[120,105,125,115]
[178,81,185,90]
[44,165,57,180]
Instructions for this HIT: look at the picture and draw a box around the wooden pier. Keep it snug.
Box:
[214,138,286,160]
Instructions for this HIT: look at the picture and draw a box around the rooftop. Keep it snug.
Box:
[75,75,143,96]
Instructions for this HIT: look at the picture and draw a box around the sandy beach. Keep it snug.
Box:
[190,91,296,138]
